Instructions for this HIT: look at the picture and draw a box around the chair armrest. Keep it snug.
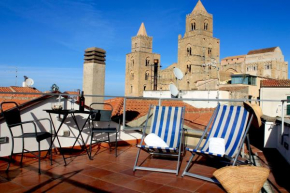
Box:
[34,118,53,134]
[9,120,37,133]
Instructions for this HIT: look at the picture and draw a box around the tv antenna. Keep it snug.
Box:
[173,67,184,80]
[23,76,34,87]
[169,67,184,98]
[169,83,179,98]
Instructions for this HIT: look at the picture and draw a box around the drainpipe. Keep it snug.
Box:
[123,98,126,130]
[281,100,285,144]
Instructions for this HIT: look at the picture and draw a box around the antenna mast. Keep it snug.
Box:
[15,67,18,86]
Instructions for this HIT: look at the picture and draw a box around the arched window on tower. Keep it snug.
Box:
[131,57,134,67]
[145,57,150,66]
[130,85,133,93]
[204,21,208,30]
[130,71,134,80]
[143,85,147,91]
[145,71,150,80]
[187,47,192,56]
[191,22,196,31]
[208,48,212,56]
[186,65,192,73]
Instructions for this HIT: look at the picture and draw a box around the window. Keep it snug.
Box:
[186,65,191,73]
[130,71,134,80]
[145,71,149,80]
[191,22,196,30]
[145,58,150,66]
[232,75,256,85]
[287,96,290,115]
[208,48,212,55]
[204,22,208,30]
[130,86,133,93]
[131,58,134,67]
[144,85,146,91]
[187,47,192,56]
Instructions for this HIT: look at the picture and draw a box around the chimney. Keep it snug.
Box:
[83,47,106,107]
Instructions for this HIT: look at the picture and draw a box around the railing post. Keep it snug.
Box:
[281,100,285,143]
[123,98,126,130]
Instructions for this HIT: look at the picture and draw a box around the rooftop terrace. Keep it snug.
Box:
[0,143,289,193]
[0,91,290,192]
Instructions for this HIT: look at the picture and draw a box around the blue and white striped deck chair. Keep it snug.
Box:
[182,104,254,183]
[133,105,185,175]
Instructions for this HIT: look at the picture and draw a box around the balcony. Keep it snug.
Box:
[0,91,289,192]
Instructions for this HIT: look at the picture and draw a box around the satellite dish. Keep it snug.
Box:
[169,83,179,98]
[173,67,184,80]
[25,78,34,87]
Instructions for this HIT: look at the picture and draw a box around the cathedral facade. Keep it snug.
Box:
[221,47,288,79]
[125,0,288,97]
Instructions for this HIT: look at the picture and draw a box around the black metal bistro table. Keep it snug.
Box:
[44,109,91,165]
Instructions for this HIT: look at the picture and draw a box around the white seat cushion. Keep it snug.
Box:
[209,137,225,155]
[144,133,169,147]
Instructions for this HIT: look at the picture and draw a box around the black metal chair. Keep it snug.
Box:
[0,102,52,174]
[88,103,119,159]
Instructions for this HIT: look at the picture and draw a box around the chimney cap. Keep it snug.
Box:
[85,47,106,54]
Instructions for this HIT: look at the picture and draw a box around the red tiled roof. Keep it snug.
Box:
[0,86,41,99]
[64,91,79,95]
[105,98,214,130]
[247,47,277,55]
[0,86,42,112]
[261,79,290,87]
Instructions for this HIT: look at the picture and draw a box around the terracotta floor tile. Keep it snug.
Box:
[120,168,151,178]
[194,182,225,193]
[11,172,51,187]
[125,179,163,193]
[67,173,97,185]
[166,178,205,192]
[100,162,131,173]
[141,172,178,185]
[0,181,23,192]
[110,186,141,193]
[81,167,114,178]
[87,179,121,192]
[86,158,114,168]
[60,186,93,193]
[152,185,192,193]
[100,172,137,186]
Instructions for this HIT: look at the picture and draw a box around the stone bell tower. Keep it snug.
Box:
[125,23,160,97]
[83,47,106,106]
[177,0,220,90]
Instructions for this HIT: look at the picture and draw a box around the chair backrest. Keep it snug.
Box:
[90,102,113,122]
[0,102,22,127]
[200,105,250,157]
[149,106,185,148]
[90,110,112,122]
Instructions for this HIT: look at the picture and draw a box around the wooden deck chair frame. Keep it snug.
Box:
[133,105,185,175]
[182,104,254,183]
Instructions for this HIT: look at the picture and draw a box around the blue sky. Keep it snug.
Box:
[0,0,289,95]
